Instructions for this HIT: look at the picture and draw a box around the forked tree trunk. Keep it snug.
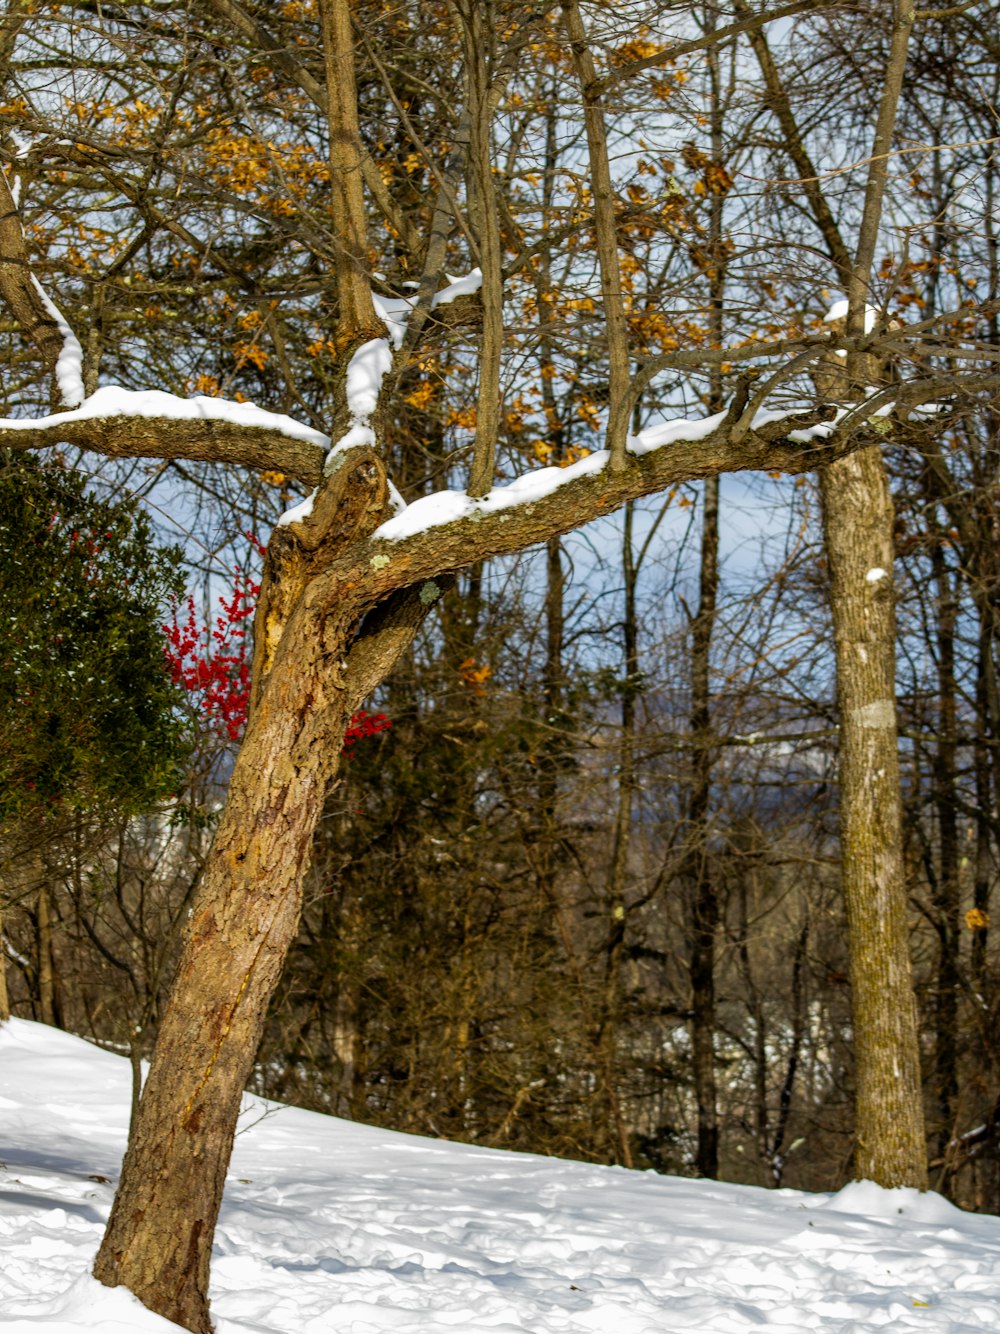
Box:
[820,447,928,1189]
[93,481,421,1329]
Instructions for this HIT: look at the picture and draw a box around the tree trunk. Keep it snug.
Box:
[36,872,58,1028]
[929,540,960,1158]
[685,23,726,1177]
[594,501,638,1168]
[93,533,422,1329]
[0,901,9,1022]
[93,610,347,1330]
[820,446,928,1189]
[686,473,720,1181]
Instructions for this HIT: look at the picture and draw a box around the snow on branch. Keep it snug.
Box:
[0,385,329,485]
[29,277,85,407]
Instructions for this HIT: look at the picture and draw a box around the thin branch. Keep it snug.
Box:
[561,0,631,471]
[594,0,834,94]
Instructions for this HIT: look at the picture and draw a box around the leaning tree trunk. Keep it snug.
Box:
[820,447,928,1189]
[92,449,421,1331]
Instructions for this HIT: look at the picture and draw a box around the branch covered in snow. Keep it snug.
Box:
[0,386,329,485]
[0,166,83,402]
[315,401,879,611]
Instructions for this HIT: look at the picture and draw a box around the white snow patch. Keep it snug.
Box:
[866,567,887,583]
[371,269,482,350]
[2,1018,1000,1334]
[372,292,413,350]
[345,338,392,422]
[628,408,727,454]
[824,298,878,333]
[276,488,317,528]
[374,448,608,542]
[30,278,85,408]
[433,267,483,306]
[817,1180,966,1224]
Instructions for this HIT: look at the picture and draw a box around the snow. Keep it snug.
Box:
[374,411,726,544]
[275,488,317,527]
[824,299,878,333]
[345,338,393,423]
[372,269,483,349]
[432,267,483,306]
[2,1019,1000,1334]
[29,279,85,409]
[372,292,413,349]
[0,384,331,448]
[866,567,888,583]
[374,448,608,542]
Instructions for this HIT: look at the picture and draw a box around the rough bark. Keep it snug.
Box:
[0,167,74,396]
[820,448,928,1189]
[684,22,726,1180]
[36,879,56,1027]
[455,0,504,499]
[318,0,383,342]
[92,495,425,1330]
[748,0,927,1189]
[595,500,637,1168]
[0,413,328,486]
[929,539,960,1155]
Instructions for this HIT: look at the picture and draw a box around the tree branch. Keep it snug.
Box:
[0,167,71,391]
[336,407,892,605]
[561,0,631,471]
[0,412,327,486]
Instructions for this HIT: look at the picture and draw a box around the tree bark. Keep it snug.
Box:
[747,0,927,1188]
[0,902,9,1022]
[36,878,57,1027]
[686,472,720,1180]
[929,538,960,1157]
[820,449,927,1189]
[561,0,631,469]
[93,541,423,1330]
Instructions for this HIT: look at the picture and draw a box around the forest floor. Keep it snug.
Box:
[1,1017,998,1333]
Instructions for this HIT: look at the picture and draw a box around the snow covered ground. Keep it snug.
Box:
[1,1019,998,1334]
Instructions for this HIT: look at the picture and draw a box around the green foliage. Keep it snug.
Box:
[0,451,190,823]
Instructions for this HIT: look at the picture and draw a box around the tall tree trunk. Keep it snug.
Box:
[684,22,726,1174]
[0,902,9,1022]
[763,0,927,1188]
[686,471,720,1180]
[930,539,960,1158]
[594,501,638,1168]
[36,873,57,1028]
[972,606,993,993]
[820,449,927,1188]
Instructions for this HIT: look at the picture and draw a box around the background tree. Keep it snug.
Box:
[0,449,189,1034]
